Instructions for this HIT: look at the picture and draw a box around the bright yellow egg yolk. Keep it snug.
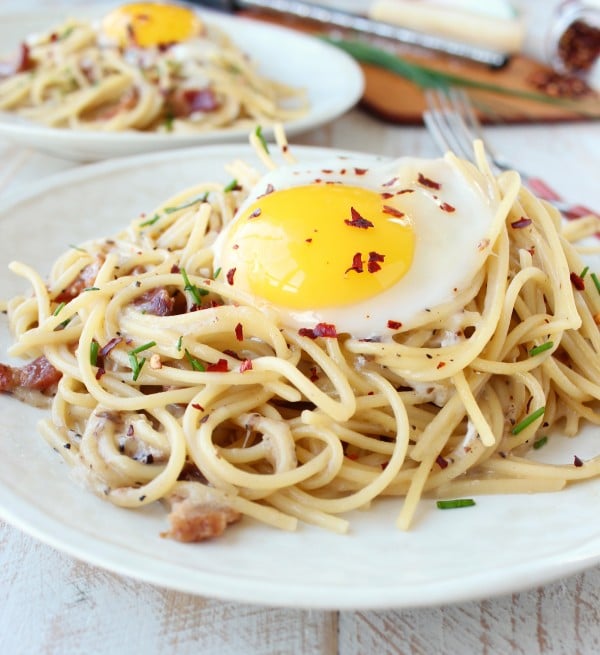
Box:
[102,3,202,47]
[220,185,415,310]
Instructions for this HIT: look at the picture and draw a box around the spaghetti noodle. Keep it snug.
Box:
[2,130,599,541]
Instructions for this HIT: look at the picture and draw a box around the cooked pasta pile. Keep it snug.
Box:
[0,12,307,133]
[3,131,600,541]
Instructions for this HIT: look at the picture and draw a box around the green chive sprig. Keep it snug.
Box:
[90,340,99,366]
[437,498,476,510]
[184,348,205,372]
[255,126,269,153]
[511,406,545,435]
[529,341,554,357]
[181,268,208,305]
[164,192,209,214]
[591,272,600,294]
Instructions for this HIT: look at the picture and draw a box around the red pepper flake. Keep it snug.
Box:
[259,183,275,197]
[298,323,338,339]
[95,367,105,380]
[170,264,181,274]
[345,252,364,274]
[396,189,414,195]
[570,272,585,290]
[382,205,404,218]
[207,359,229,372]
[387,320,402,330]
[346,452,359,461]
[380,192,394,199]
[314,178,322,184]
[309,366,319,382]
[354,167,368,175]
[226,268,236,285]
[234,323,244,341]
[322,169,333,174]
[344,207,374,229]
[436,454,449,469]
[191,403,204,411]
[382,177,398,188]
[436,361,446,369]
[418,173,441,189]
[305,238,313,243]
[380,461,389,470]
[239,359,253,373]
[98,336,123,359]
[248,208,261,219]
[440,202,456,213]
[574,455,583,467]
[511,216,532,229]
[368,251,385,273]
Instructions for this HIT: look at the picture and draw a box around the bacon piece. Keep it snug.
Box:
[170,88,220,118]
[54,259,102,302]
[97,88,139,120]
[0,43,35,78]
[133,288,176,316]
[165,498,241,542]
[0,356,61,394]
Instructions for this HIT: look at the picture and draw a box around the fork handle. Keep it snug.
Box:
[527,177,597,220]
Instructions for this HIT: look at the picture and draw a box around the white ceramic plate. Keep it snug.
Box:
[0,5,363,161]
[1,145,600,610]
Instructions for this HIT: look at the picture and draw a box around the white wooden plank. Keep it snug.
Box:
[339,572,600,655]
[0,521,338,655]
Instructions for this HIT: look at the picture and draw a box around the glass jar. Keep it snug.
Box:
[546,0,600,89]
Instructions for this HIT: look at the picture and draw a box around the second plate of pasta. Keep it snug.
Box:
[0,5,363,160]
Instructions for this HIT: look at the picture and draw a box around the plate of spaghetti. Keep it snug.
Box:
[0,131,599,609]
[0,3,363,161]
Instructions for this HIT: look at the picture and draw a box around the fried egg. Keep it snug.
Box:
[102,2,203,48]
[213,156,500,340]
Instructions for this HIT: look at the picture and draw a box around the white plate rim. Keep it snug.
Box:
[0,144,599,610]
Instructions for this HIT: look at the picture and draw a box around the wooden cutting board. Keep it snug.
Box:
[240,10,600,124]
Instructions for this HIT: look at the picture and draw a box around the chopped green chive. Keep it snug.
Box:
[128,353,146,381]
[164,112,174,132]
[140,213,161,227]
[176,336,183,352]
[181,268,208,305]
[164,192,208,214]
[213,267,221,279]
[184,348,205,372]
[56,318,71,330]
[511,406,545,435]
[436,498,476,510]
[223,179,238,193]
[90,340,99,366]
[60,26,74,40]
[591,272,600,294]
[83,286,99,292]
[53,301,66,316]
[580,266,589,278]
[129,341,156,355]
[533,436,548,450]
[529,341,554,357]
[255,125,269,153]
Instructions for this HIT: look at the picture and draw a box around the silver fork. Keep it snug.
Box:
[423,87,595,219]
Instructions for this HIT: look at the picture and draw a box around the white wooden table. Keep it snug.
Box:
[1,1,600,653]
